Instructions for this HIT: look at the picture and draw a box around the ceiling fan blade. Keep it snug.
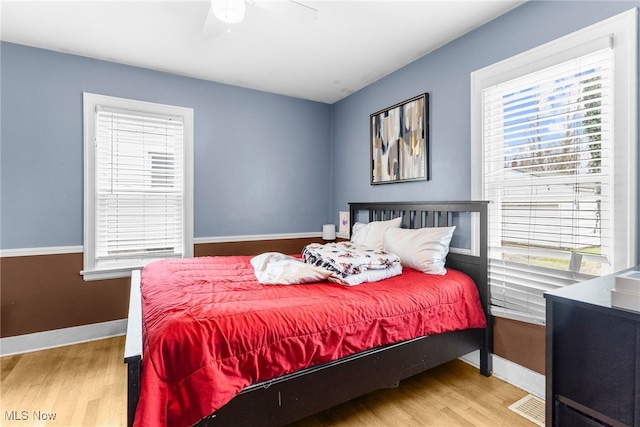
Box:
[251,0,318,24]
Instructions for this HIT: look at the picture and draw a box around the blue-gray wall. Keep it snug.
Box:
[0,43,332,249]
[2,1,639,252]
[330,0,639,239]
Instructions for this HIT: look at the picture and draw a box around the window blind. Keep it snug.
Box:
[482,47,613,323]
[94,107,185,268]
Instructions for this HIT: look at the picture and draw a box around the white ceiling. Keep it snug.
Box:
[1,0,525,104]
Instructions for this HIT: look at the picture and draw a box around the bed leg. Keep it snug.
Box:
[480,320,493,377]
[479,347,492,377]
[125,356,141,427]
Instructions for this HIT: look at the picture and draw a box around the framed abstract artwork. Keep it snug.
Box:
[370,93,429,184]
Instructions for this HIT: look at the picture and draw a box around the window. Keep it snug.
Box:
[471,10,637,324]
[83,93,193,280]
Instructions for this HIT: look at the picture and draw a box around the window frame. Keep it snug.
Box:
[82,93,194,281]
[471,9,637,323]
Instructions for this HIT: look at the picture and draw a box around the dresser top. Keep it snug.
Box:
[544,265,640,320]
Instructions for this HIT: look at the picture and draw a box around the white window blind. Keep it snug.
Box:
[471,9,637,325]
[483,48,612,323]
[83,93,193,281]
[95,108,184,263]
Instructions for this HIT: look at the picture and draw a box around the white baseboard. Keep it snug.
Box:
[460,350,546,399]
[0,319,127,357]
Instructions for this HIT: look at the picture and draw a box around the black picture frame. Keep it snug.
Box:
[370,93,429,184]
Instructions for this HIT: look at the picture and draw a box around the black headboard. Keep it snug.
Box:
[348,201,489,316]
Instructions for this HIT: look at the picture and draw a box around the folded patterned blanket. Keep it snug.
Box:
[302,241,401,278]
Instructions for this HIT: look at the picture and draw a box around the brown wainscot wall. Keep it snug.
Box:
[1,252,130,339]
[0,237,324,339]
[493,316,545,375]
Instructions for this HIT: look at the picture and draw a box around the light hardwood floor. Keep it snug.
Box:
[1,336,537,426]
[1,336,126,426]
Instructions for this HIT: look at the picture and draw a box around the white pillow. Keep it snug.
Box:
[383,226,456,275]
[350,216,402,250]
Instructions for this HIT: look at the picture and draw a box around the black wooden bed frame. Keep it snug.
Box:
[124,201,492,427]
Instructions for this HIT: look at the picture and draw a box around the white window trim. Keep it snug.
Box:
[82,93,194,281]
[471,9,638,322]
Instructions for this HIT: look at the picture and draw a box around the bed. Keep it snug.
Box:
[124,201,492,427]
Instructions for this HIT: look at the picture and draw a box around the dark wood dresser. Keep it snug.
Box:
[545,267,640,426]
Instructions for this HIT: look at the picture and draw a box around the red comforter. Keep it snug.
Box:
[134,256,486,427]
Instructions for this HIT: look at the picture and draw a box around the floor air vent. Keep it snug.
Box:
[508,394,545,426]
